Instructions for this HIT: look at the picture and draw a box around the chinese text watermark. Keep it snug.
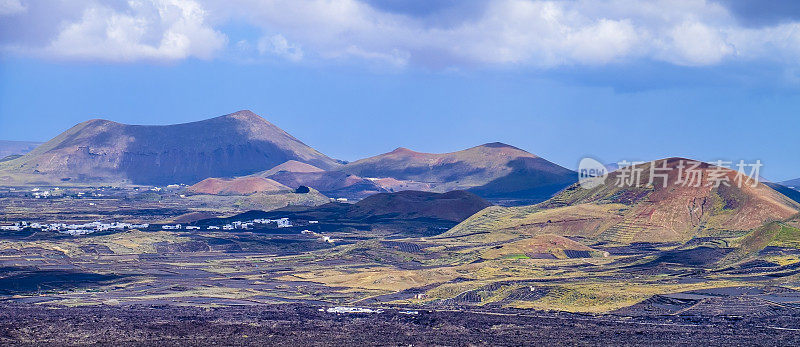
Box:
[578,159,762,189]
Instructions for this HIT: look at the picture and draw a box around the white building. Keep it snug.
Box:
[276,218,292,228]
[324,307,383,314]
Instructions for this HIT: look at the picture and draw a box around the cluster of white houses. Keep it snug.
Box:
[323,307,384,314]
[319,307,420,315]
[161,217,296,231]
[28,187,102,199]
[0,221,149,235]
[1,217,309,236]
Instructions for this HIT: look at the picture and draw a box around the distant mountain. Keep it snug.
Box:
[0,110,340,185]
[0,140,41,160]
[339,142,577,202]
[781,178,800,190]
[445,158,800,244]
[188,177,290,195]
[764,182,800,204]
[604,162,620,172]
[258,160,325,177]
[257,142,576,202]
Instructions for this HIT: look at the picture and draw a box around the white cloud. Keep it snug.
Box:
[3,0,800,68]
[258,34,303,61]
[566,19,640,64]
[198,0,757,68]
[665,21,734,66]
[0,0,26,16]
[436,1,643,66]
[13,0,226,62]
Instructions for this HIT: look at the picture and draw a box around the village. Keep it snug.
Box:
[0,221,151,236]
[0,216,317,236]
[160,217,297,231]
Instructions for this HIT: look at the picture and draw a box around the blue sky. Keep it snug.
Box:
[1,0,799,181]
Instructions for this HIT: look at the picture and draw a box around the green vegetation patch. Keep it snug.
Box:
[770,224,800,248]
[502,254,530,260]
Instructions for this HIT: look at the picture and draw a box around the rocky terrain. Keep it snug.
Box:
[1,171,800,345]
[1,303,798,346]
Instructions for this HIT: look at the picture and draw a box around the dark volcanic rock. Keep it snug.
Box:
[1,303,799,345]
[346,190,492,223]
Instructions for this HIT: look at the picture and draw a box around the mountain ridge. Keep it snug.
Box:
[0,140,42,159]
[0,110,340,185]
[338,142,576,202]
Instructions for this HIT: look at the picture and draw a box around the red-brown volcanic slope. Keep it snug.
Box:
[258,160,325,177]
[266,171,385,199]
[188,177,290,195]
[264,171,437,200]
[254,143,575,201]
[548,157,800,242]
[339,142,577,200]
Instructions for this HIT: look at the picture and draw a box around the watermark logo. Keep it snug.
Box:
[577,158,762,189]
[578,157,608,189]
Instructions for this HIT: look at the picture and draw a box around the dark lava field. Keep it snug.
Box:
[1,303,800,346]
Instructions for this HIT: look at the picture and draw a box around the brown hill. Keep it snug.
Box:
[257,160,325,177]
[551,158,799,236]
[339,142,576,202]
[188,177,290,195]
[445,158,800,243]
[347,190,493,223]
[0,110,340,185]
[266,171,388,200]
[264,170,436,200]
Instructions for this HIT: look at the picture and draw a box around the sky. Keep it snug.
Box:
[0,0,799,181]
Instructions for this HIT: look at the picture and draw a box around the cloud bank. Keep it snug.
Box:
[1,0,799,68]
